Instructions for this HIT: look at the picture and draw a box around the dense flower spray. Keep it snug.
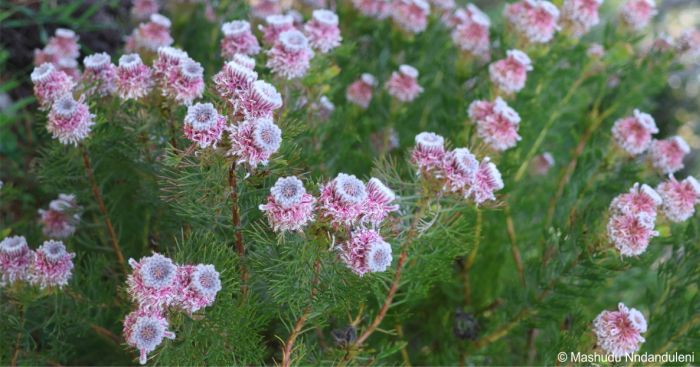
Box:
[648,136,690,175]
[38,193,81,239]
[468,97,522,151]
[363,178,400,226]
[131,0,159,20]
[560,0,603,37]
[656,176,700,223]
[339,228,393,276]
[116,53,153,100]
[174,264,222,314]
[0,236,33,287]
[123,309,176,365]
[489,49,532,94]
[167,58,205,105]
[619,0,657,31]
[213,60,258,111]
[391,0,431,34]
[46,95,95,146]
[127,253,180,310]
[221,20,261,59]
[183,103,227,149]
[82,52,117,97]
[227,117,283,167]
[259,176,317,232]
[266,29,315,79]
[411,132,446,173]
[29,240,75,289]
[450,4,491,60]
[318,173,369,226]
[346,73,377,109]
[504,0,560,44]
[260,14,295,44]
[31,63,76,110]
[385,65,423,102]
[304,9,342,53]
[125,13,174,52]
[607,183,661,257]
[593,303,647,357]
[353,0,392,19]
[239,80,283,119]
[611,109,659,156]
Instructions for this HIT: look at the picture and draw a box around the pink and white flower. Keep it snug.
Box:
[221,20,261,58]
[451,4,491,60]
[504,0,560,44]
[531,152,555,175]
[489,49,532,94]
[227,117,282,167]
[47,28,80,60]
[304,9,342,53]
[620,0,657,31]
[82,52,117,96]
[127,253,180,311]
[131,0,159,20]
[213,60,258,110]
[561,0,603,37]
[363,178,399,226]
[239,80,283,119]
[38,193,81,239]
[259,14,295,44]
[656,176,700,223]
[166,58,205,105]
[318,173,368,226]
[391,0,431,34]
[385,64,423,102]
[411,132,446,173]
[346,73,377,109]
[259,176,317,232]
[353,0,392,19]
[126,13,174,52]
[468,97,522,151]
[593,303,647,357]
[648,136,690,174]
[676,28,700,59]
[0,236,33,287]
[173,264,222,314]
[607,212,657,257]
[29,240,75,289]
[183,103,227,149]
[46,95,95,146]
[123,309,175,365]
[468,157,504,204]
[610,183,662,219]
[339,228,392,276]
[611,109,659,156]
[153,46,188,84]
[116,53,153,100]
[440,148,479,194]
[266,29,315,80]
[31,63,76,110]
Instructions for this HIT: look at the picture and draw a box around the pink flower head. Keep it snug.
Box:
[610,183,662,218]
[259,176,317,232]
[411,131,446,173]
[468,157,504,204]
[153,46,188,83]
[561,0,603,37]
[29,240,75,289]
[468,97,522,151]
[127,253,180,311]
[504,0,560,44]
[31,63,76,110]
[232,53,256,70]
[167,58,205,105]
[250,0,283,19]
[174,264,222,314]
[38,193,81,239]
[183,103,227,149]
[266,29,315,80]
[47,95,95,146]
[47,28,80,60]
[304,9,342,53]
[55,57,81,81]
[363,177,399,226]
[221,20,261,58]
[620,0,657,31]
[339,228,392,276]
[587,43,605,58]
[612,109,659,156]
[346,73,377,109]
[213,60,258,112]
[318,173,368,226]
[123,309,175,365]
[489,49,532,94]
[607,212,658,257]
[240,80,283,119]
[391,0,431,34]
[82,52,117,96]
[440,148,479,193]
[451,4,491,60]
[227,117,282,167]
[531,152,555,175]
[676,28,700,59]
[0,236,33,287]
[33,45,61,67]
[649,136,690,174]
[128,14,174,52]
[593,303,647,357]
[353,0,392,19]
[385,64,423,102]
[131,0,159,20]
[116,53,153,100]
[260,14,295,44]
[656,175,700,223]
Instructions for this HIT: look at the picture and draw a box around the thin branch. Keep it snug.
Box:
[463,209,482,305]
[281,258,322,367]
[505,203,525,286]
[228,161,248,296]
[81,145,127,275]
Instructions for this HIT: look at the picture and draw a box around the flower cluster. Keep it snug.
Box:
[560,0,603,37]
[619,0,657,31]
[130,0,159,20]
[468,97,522,151]
[82,52,117,97]
[449,4,491,60]
[259,176,317,232]
[611,109,659,156]
[266,29,315,79]
[352,0,392,19]
[504,0,560,44]
[304,9,343,53]
[0,236,75,289]
[346,73,377,109]
[125,253,221,364]
[489,49,532,95]
[411,132,504,205]
[648,136,690,175]
[46,94,96,146]
[116,53,154,101]
[182,103,227,149]
[221,20,261,59]
[153,46,204,105]
[38,193,82,239]
[33,28,81,80]
[593,303,647,357]
[391,0,431,34]
[385,64,423,102]
[125,13,174,53]
[31,63,76,110]
[656,175,700,223]
[607,183,661,257]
